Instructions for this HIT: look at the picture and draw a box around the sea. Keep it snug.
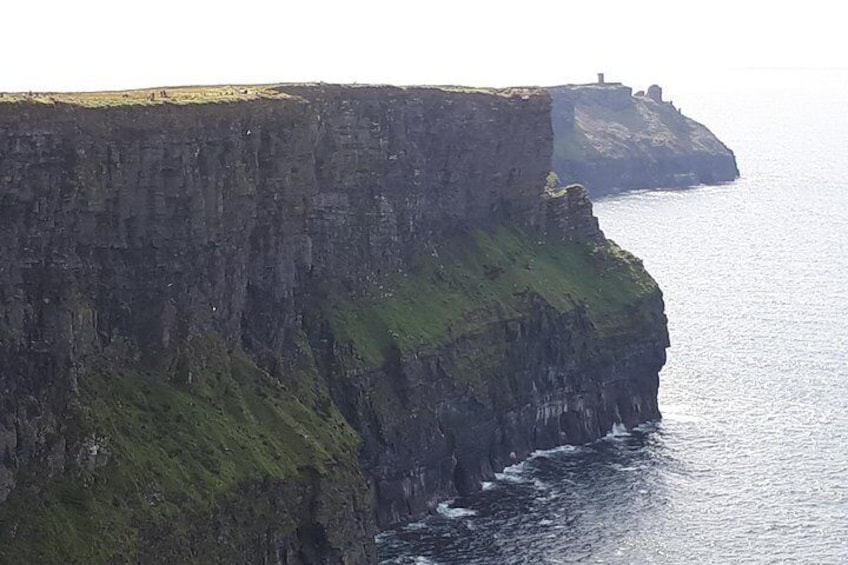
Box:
[377,70,848,564]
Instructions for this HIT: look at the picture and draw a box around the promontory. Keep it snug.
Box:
[549,79,739,196]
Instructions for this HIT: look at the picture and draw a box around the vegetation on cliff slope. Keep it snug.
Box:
[0,338,366,564]
[326,227,659,368]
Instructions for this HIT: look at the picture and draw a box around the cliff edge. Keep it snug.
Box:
[0,85,668,563]
[550,83,739,196]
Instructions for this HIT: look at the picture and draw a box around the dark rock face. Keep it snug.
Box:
[561,153,740,196]
[0,85,668,562]
[337,298,666,528]
[284,84,551,286]
[549,83,739,197]
[0,100,309,469]
[0,96,375,563]
[313,185,668,530]
[542,184,605,244]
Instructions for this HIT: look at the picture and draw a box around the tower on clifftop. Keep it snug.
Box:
[597,72,605,84]
[647,84,663,102]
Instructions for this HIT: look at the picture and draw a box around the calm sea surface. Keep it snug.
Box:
[377,73,848,563]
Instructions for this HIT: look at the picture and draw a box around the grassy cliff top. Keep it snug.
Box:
[0,83,542,109]
[0,85,292,108]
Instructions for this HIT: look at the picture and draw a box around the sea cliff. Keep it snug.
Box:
[550,83,739,196]
[0,84,667,563]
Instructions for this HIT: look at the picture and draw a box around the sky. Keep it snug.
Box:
[1,0,846,95]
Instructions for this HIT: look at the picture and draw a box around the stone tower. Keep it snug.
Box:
[647,84,663,102]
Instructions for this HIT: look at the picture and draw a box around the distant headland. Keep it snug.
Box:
[548,75,739,197]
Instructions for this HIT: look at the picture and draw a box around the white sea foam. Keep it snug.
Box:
[493,444,584,484]
[374,531,394,543]
[501,459,527,473]
[494,469,531,484]
[494,459,532,484]
[530,444,581,459]
[480,481,495,491]
[436,500,477,519]
[533,478,550,490]
[606,422,630,439]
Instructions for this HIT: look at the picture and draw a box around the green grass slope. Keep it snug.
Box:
[327,227,660,368]
[0,338,365,564]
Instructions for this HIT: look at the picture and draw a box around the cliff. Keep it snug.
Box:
[0,85,667,563]
[549,83,739,197]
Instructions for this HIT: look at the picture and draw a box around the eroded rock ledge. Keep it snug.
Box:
[0,84,667,563]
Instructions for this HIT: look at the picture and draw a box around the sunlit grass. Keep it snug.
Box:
[0,85,290,108]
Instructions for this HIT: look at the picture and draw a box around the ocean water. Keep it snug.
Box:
[377,72,848,563]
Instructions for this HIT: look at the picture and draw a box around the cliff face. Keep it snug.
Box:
[318,221,666,527]
[0,85,667,563]
[0,89,376,564]
[549,83,739,197]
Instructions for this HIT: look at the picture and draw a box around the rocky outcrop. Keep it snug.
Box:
[0,85,667,563]
[549,83,739,197]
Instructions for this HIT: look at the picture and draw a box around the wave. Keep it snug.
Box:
[436,500,477,519]
[494,458,533,484]
[530,444,582,459]
[605,422,631,439]
[494,469,532,484]
[375,531,395,543]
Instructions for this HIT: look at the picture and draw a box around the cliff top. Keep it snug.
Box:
[0,85,292,108]
[0,83,540,108]
[553,83,627,90]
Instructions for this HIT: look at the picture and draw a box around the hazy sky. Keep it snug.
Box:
[2,0,845,93]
